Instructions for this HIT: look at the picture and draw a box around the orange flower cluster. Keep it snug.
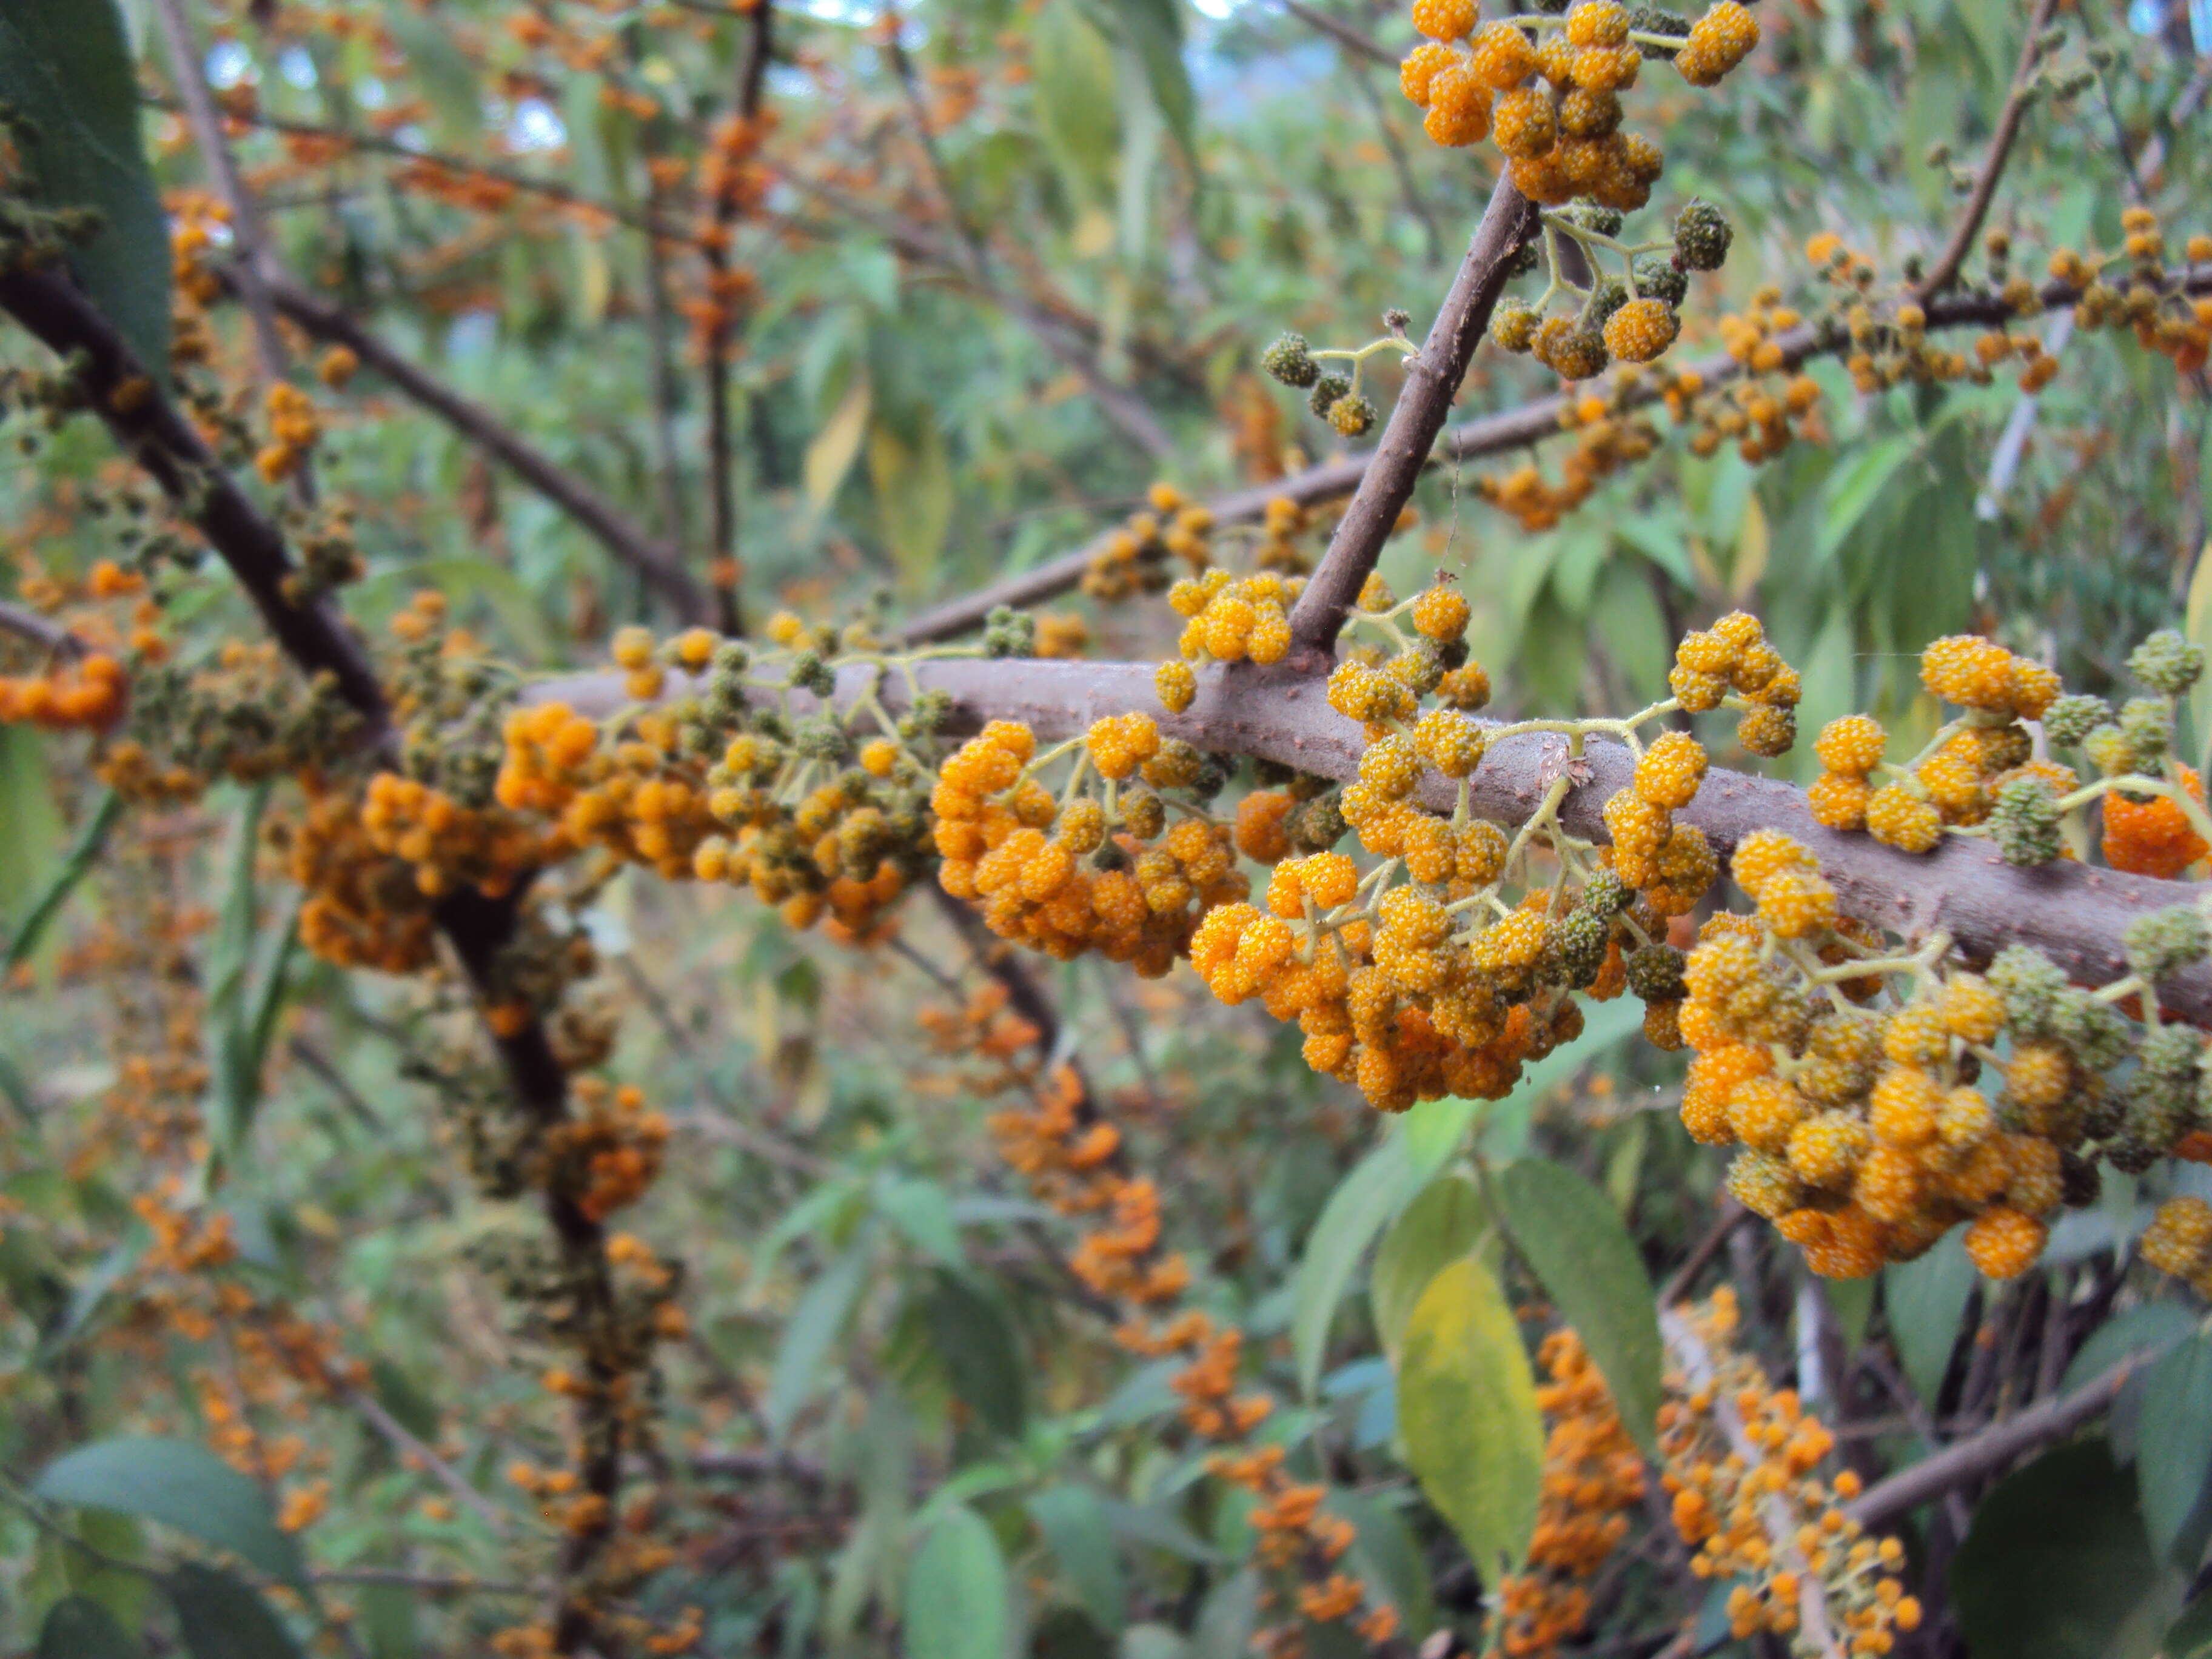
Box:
[935,718,1245,976]
[282,784,441,973]
[2102,765,2207,879]
[1493,1329,1647,1658]
[1398,0,1755,208]
[361,769,569,899]
[0,649,126,729]
[955,1004,1396,1655]
[546,1079,672,1222]
[1664,1292,1920,1654]
[255,381,324,484]
[1476,384,1660,532]
[1081,481,1219,603]
[1682,874,2064,1281]
[2059,210,2212,377]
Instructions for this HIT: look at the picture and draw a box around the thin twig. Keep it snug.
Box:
[1914,0,2060,301]
[1287,173,1540,659]
[347,1389,513,1537]
[149,0,290,384]
[1274,0,1397,67]
[0,600,87,659]
[253,273,711,623]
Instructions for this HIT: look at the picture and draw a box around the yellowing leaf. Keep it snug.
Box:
[866,420,954,591]
[804,374,873,514]
[1730,489,1769,603]
[1395,1255,1544,1580]
[1370,1171,1490,1369]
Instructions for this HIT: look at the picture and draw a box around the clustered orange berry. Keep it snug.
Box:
[1677,830,2114,1282]
[2142,1196,2212,1296]
[1493,1330,1647,1658]
[1082,481,1225,601]
[1478,381,1663,531]
[960,1005,1396,1652]
[546,1079,672,1222]
[1663,1292,1920,1654]
[1167,566,1303,668]
[1665,608,1801,756]
[1398,0,1751,211]
[255,381,324,484]
[0,649,126,729]
[2101,764,2207,879]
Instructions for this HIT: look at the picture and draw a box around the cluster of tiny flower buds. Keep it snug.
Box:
[1664,1292,1921,1654]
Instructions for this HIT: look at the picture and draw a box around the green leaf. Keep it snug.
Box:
[1191,1570,1259,1659]
[1030,1484,1126,1633]
[1493,1158,1663,1458]
[1087,0,1195,163]
[35,1437,305,1588]
[2167,1590,2212,1659]
[805,374,873,512]
[880,1176,965,1266]
[0,727,62,957]
[38,1596,142,1659]
[1814,436,1916,566]
[2139,1333,2212,1564]
[2063,1301,2194,1395]
[204,786,275,1156]
[1032,0,1122,204]
[367,1357,439,1445]
[166,1561,305,1659]
[0,0,171,379]
[1882,1229,1975,1406]
[1332,1489,1434,1638]
[1395,1255,1545,1580]
[904,1505,1010,1659]
[1292,1134,1412,1399]
[1951,1440,2162,1659]
[384,12,482,147]
[923,1269,1027,1441]
[765,1238,871,1439]
[5,789,121,972]
[1369,1171,1489,1368]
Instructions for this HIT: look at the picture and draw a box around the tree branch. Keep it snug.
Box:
[1914,0,2060,302]
[0,600,88,660]
[1287,174,1539,660]
[254,274,712,623]
[149,0,291,385]
[1844,1348,2155,1530]
[0,255,627,1655]
[528,654,2212,1026]
[896,261,2212,646]
[1275,0,1398,68]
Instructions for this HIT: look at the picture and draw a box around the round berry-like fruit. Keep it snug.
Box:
[1603,296,1680,364]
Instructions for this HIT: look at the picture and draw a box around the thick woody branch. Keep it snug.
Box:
[1914,0,2061,302]
[529,654,2212,1025]
[255,275,713,624]
[896,263,2212,647]
[0,264,388,724]
[0,256,625,1653]
[1287,175,1539,660]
